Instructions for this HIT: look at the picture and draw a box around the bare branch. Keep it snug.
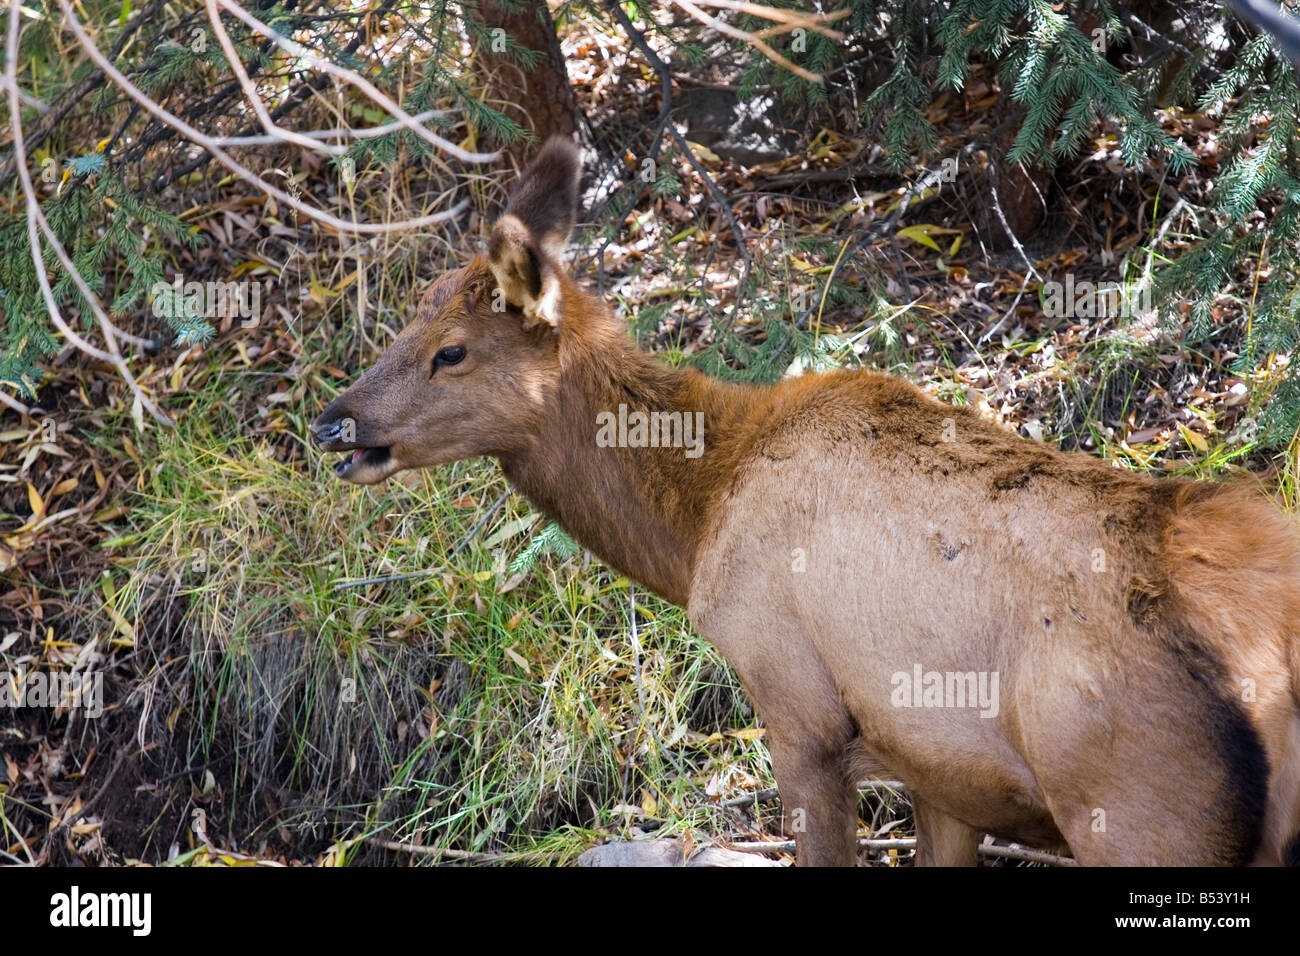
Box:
[7,0,171,425]
[55,0,473,235]
[211,108,446,147]
[687,0,848,41]
[1226,0,1300,64]
[671,0,828,83]
[205,0,341,155]
[8,0,502,418]
[0,388,36,416]
[215,0,498,165]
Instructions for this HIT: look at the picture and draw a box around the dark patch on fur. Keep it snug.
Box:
[1133,596,1269,864]
[1125,576,1164,627]
[932,532,964,561]
[1198,691,1269,864]
[992,459,1051,493]
[878,396,915,415]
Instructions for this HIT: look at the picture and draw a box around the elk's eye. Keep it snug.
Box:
[433,345,466,369]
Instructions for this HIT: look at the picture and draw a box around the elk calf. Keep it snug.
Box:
[313,138,1300,866]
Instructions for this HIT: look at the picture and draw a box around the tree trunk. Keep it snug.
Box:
[473,1,580,170]
[973,91,1050,250]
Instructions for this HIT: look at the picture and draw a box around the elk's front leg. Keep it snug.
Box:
[690,548,859,864]
[765,722,858,866]
[694,617,858,865]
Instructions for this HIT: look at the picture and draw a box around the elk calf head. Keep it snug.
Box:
[311,138,581,483]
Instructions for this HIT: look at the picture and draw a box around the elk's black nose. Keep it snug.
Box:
[312,419,343,447]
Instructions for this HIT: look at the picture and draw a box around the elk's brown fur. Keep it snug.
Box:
[313,137,1300,866]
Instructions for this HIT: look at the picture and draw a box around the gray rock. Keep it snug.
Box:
[678,88,796,167]
[578,838,784,866]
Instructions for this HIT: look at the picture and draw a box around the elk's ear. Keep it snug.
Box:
[502,137,579,259]
[488,137,580,329]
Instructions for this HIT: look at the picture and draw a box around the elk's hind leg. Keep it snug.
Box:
[912,796,981,866]
[1030,666,1269,865]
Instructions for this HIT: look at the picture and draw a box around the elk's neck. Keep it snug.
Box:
[500,331,757,607]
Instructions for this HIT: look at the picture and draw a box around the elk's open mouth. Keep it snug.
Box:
[333,445,390,479]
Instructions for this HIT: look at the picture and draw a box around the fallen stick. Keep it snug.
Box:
[722,779,907,808]
[728,836,1076,866]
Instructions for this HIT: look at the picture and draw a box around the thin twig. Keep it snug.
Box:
[668,126,752,266]
[1226,0,1300,65]
[721,787,781,808]
[766,137,989,361]
[127,0,403,189]
[1121,9,1215,74]
[987,161,1042,284]
[978,841,1077,865]
[729,837,915,852]
[974,158,1042,346]
[0,0,170,188]
[602,2,751,271]
[1140,196,1189,294]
